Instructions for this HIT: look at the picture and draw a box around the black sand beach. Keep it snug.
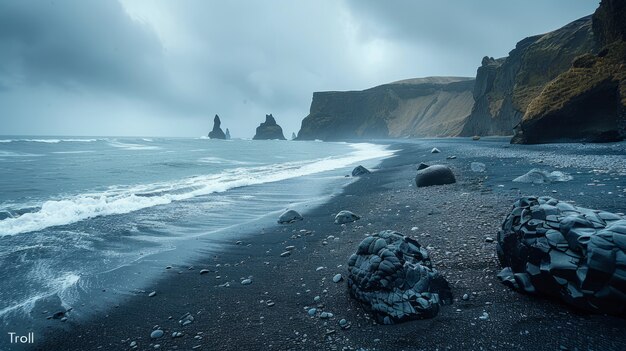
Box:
[33,139,626,351]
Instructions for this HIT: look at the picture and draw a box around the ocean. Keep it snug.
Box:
[0,137,393,327]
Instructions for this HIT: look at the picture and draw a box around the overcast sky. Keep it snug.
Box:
[0,0,598,138]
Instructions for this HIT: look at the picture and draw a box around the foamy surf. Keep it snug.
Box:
[0,143,393,236]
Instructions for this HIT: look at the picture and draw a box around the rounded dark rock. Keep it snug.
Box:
[497,196,626,314]
[347,230,452,324]
[334,210,360,225]
[416,163,430,171]
[278,210,303,224]
[415,165,456,187]
[351,165,371,177]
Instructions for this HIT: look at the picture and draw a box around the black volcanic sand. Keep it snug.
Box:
[34,139,626,351]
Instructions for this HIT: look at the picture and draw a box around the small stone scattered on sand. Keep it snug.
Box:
[150,330,164,339]
[332,274,343,283]
[148,291,156,297]
[280,251,291,257]
[320,312,334,319]
[241,278,252,285]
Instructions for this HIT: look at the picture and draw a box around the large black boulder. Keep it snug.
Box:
[348,230,452,324]
[415,165,456,187]
[497,196,626,314]
[208,114,226,139]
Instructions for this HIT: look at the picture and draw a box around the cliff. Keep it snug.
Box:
[512,0,626,144]
[208,114,226,139]
[296,77,475,141]
[460,15,596,137]
[253,114,287,140]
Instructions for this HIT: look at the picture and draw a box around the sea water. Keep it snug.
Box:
[0,137,393,325]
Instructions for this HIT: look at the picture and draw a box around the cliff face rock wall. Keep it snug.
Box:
[460,16,596,137]
[296,77,475,141]
[513,0,626,144]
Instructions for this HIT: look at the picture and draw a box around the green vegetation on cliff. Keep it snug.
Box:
[513,0,626,144]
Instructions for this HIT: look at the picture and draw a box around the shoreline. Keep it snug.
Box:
[20,139,626,350]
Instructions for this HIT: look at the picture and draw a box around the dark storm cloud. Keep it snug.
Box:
[345,0,596,62]
[0,1,167,99]
[0,0,599,137]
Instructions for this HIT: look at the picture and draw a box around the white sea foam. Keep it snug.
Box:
[0,143,394,236]
[198,156,257,165]
[51,150,95,154]
[0,151,43,157]
[0,138,98,143]
[0,271,80,318]
[108,140,160,150]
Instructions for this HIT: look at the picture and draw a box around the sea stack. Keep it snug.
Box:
[225,128,231,140]
[291,132,297,140]
[253,114,286,140]
[208,115,226,139]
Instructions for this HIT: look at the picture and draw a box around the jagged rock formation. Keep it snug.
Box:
[512,0,626,144]
[208,115,226,139]
[497,196,626,314]
[296,77,475,141]
[460,16,596,137]
[291,132,296,140]
[348,230,452,324]
[253,114,286,140]
[225,128,231,140]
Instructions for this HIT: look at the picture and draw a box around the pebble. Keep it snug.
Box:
[339,319,349,329]
[431,147,441,153]
[150,330,164,339]
[241,279,252,285]
[280,251,291,257]
[485,237,494,243]
[148,291,156,297]
[320,312,334,319]
[479,312,489,320]
[200,269,210,275]
[130,341,137,347]
[462,294,469,301]
[172,332,184,338]
[285,245,296,251]
[313,296,321,302]
[332,274,343,283]
[307,308,317,316]
[316,266,325,271]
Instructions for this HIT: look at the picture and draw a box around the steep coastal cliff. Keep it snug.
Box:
[296,77,475,141]
[460,15,596,137]
[512,0,626,144]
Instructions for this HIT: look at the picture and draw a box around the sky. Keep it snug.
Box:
[0,0,598,138]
